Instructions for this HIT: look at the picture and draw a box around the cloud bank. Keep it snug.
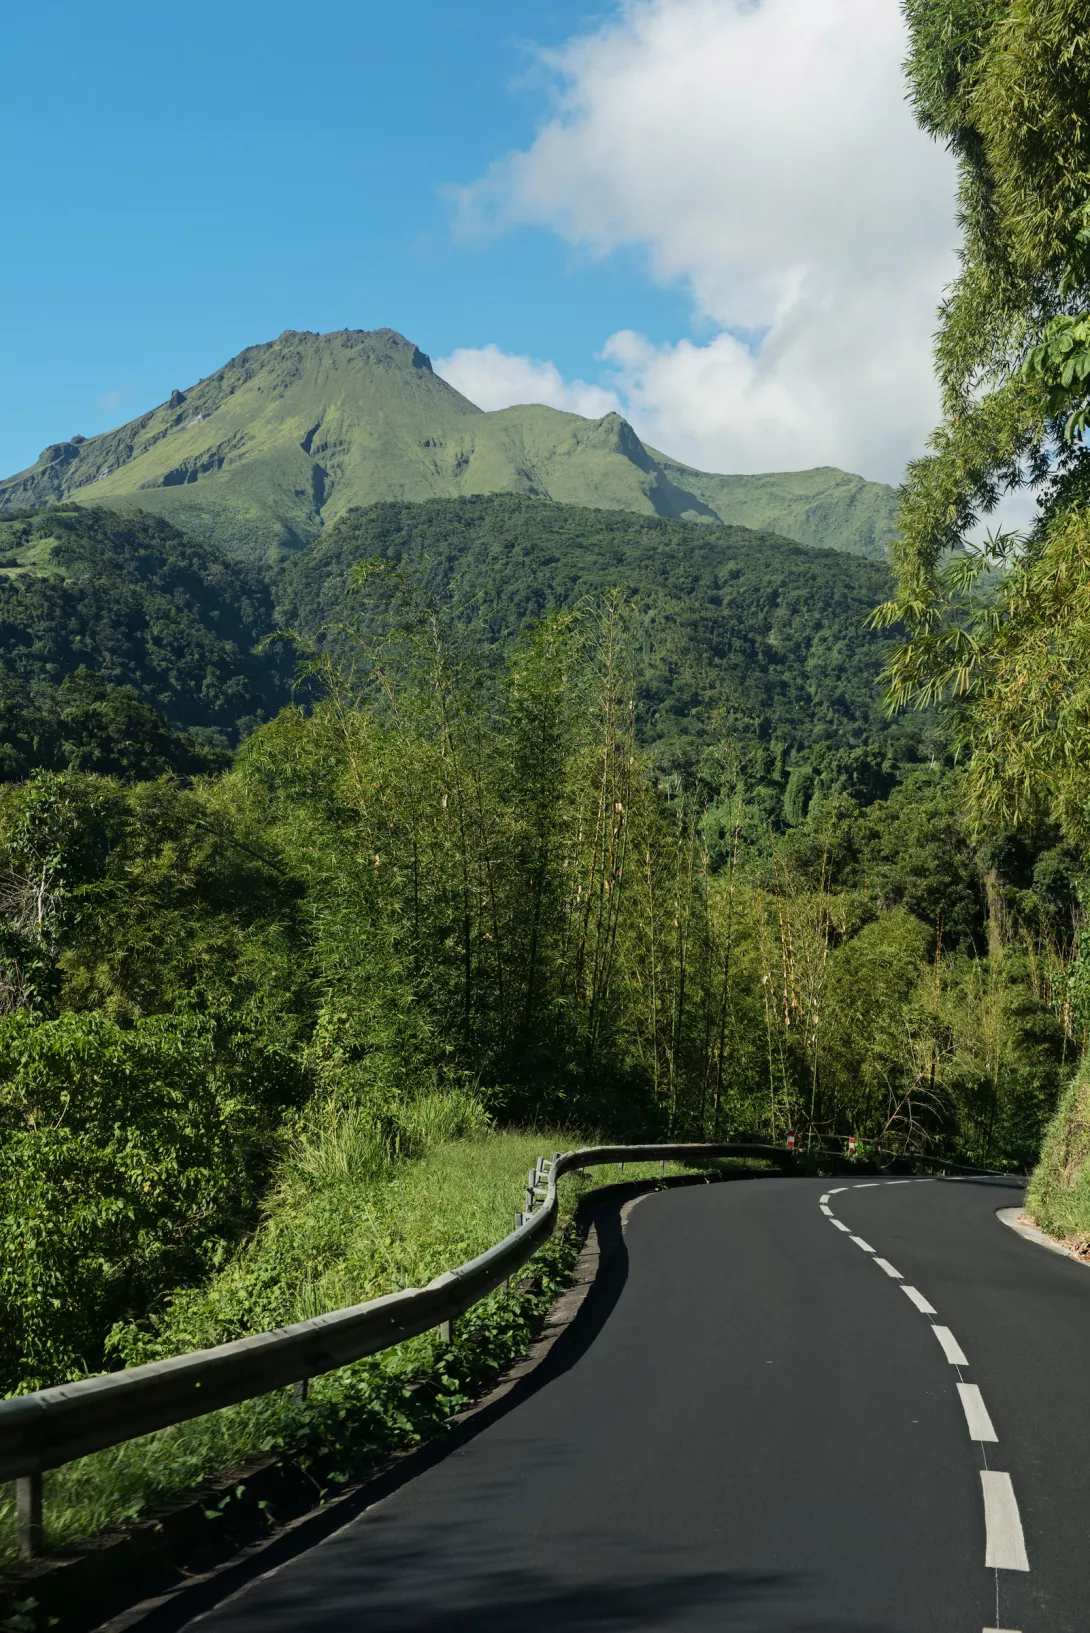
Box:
[441,0,959,482]
[437,343,621,420]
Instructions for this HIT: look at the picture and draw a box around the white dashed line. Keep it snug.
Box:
[958,1383,998,1443]
[901,1285,937,1314]
[931,1325,968,1365]
[821,1184,1031,1596]
[980,1472,1029,1570]
[819,1193,830,1204]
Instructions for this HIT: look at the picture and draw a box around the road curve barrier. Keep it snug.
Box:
[0,1139,994,1559]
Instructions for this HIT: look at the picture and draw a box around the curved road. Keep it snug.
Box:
[182,1174,1090,1632]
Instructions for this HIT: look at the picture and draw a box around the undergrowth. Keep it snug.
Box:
[0,1125,577,1565]
[1026,1064,1090,1243]
[0,1131,719,1573]
[0,1118,742,1569]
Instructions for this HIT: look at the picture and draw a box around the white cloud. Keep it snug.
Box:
[434,342,621,420]
[450,0,959,482]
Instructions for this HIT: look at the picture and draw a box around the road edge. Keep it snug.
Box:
[996,1205,1089,1266]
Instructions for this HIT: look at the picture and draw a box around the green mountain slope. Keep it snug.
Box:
[0,329,899,563]
[276,494,916,771]
[0,505,290,737]
[645,457,902,559]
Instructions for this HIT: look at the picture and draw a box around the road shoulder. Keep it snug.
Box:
[996,1206,1090,1267]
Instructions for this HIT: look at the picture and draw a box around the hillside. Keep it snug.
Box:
[0,505,290,739]
[276,494,915,774]
[0,328,899,564]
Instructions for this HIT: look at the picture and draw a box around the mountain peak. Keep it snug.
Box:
[0,328,899,564]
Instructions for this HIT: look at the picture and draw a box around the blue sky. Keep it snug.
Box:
[0,0,686,475]
[1,1,958,485]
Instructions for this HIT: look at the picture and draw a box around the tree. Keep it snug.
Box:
[875,1,1090,836]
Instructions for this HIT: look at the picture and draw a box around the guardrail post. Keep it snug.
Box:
[659,1159,664,1177]
[16,1471,42,1560]
[293,1378,309,1403]
[438,1319,453,1344]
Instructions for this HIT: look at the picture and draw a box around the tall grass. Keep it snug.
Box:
[1026,1064,1090,1242]
[0,1122,584,1566]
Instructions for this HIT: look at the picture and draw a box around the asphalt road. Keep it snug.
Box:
[183,1172,1090,1633]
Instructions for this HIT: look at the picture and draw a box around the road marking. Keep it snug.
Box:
[873,1257,902,1278]
[958,1383,998,1442]
[830,1219,851,1232]
[820,1204,833,1215]
[885,1179,911,1185]
[932,1325,968,1365]
[980,1471,1029,1570]
[854,1182,879,1188]
[827,1187,846,1195]
[849,1236,875,1252]
[902,1285,937,1314]
[819,1193,830,1204]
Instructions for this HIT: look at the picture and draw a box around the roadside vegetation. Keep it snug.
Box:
[0,1127,586,1564]
[0,1122,736,1566]
[874,0,1090,1241]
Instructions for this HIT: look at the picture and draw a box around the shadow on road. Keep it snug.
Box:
[137,1190,640,1633]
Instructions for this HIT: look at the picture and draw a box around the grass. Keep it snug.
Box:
[1025,1063,1090,1243]
[0,1116,569,1566]
[0,1104,761,1569]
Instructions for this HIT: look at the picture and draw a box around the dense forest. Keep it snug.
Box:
[0,505,289,752]
[0,546,1078,1404]
[276,493,923,776]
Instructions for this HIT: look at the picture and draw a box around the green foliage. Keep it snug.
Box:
[275,493,919,779]
[0,770,311,1033]
[0,505,289,736]
[0,329,899,562]
[781,772,986,950]
[0,1009,301,1391]
[0,669,229,784]
[1022,312,1090,441]
[1,582,1073,1409]
[1026,1062,1090,1239]
[741,761,1074,1165]
[0,1130,593,1566]
[880,0,1090,837]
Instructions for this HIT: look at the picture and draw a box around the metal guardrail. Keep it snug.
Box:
[1,1137,1002,1559]
[1,1142,795,1558]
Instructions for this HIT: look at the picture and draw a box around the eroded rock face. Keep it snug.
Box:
[168,389,186,409]
[39,442,79,465]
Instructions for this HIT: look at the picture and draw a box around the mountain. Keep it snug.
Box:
[0,329,900,564]
[276,493,920,775]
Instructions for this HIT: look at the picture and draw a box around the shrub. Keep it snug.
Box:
[0,1010,300,1391]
